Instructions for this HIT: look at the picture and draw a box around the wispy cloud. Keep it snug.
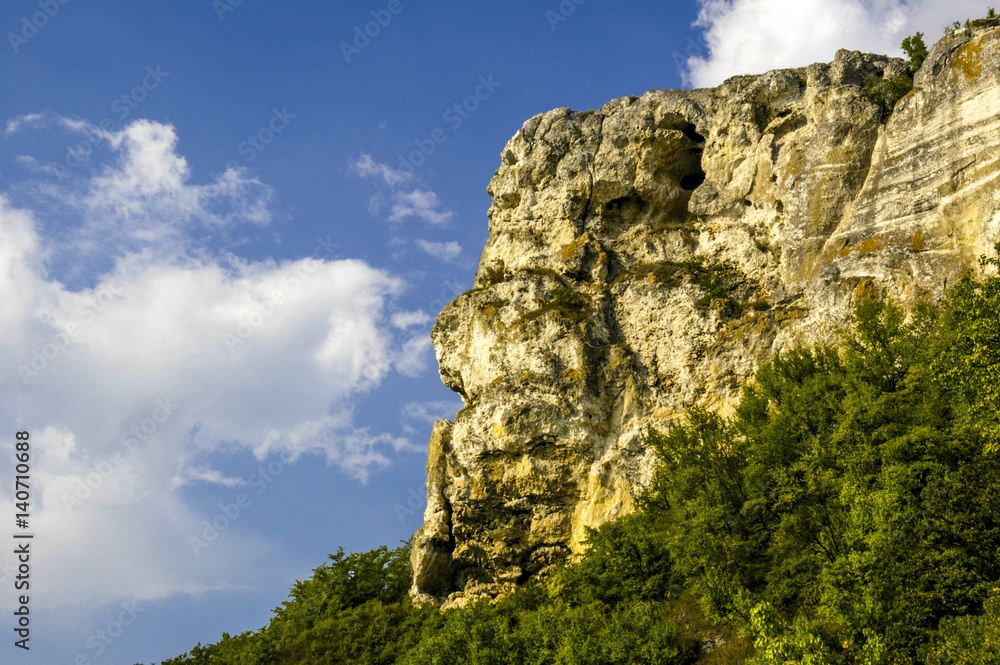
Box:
[81,119,273,249]
[395,334,433,377]
[402,400,462,423]
[5,112,45,134]
[171,467,248,489]
[351,153,453,226]
[351,152,413,188]
[391,310,432,329]
[390,191,454,225]
[415,238,462,261]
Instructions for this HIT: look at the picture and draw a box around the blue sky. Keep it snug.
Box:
[0,1,988,663]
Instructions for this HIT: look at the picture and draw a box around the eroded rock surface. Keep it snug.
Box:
[412,20,1000,607]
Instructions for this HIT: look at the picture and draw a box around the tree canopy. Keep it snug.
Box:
[152,250,1000,664]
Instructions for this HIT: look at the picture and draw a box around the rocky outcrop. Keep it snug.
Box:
[411,20,1000,607]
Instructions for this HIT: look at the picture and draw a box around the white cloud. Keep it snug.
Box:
[8,117,273,267]
[80,119,273,248]
[5,112,45,134]
[251,413,415,479]
[402,400,462,423]
[686,0,992,88]
[8,244,405,467]
[14,155,71,180]
[170,467,248,489]
[395,334,433,377]
[352,153,454,226]
[392,310,432,329]
[0,121,421,610]
[389,190,454,225]
[351,152,412,187]
[415,238,462,261]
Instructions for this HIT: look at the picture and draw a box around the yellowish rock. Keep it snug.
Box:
[411,20,1000,607]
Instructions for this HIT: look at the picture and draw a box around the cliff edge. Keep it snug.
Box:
[412,19,1000,607]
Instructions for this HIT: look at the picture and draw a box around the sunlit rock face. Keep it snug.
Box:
[411,19,1000,608]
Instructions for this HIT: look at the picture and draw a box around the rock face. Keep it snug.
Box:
[411,20,1000,607]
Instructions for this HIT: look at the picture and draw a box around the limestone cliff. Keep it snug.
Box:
[412,20,1000,607]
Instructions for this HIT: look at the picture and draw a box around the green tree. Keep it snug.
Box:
[642,295,1000,661]
[930,245,1000,451]
[155,252,1000,665]
[902,32,929,70]
[546,511,676,606]
[928,590,1000,663]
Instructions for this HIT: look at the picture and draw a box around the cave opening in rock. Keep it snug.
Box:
[679,122,707,192]
[680,171,706,191]
[681,122,706,144]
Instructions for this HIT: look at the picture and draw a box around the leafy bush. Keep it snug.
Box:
[864,74,914,121]
[546,512,677,606]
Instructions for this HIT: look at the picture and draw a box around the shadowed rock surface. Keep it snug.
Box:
[411,19,1000,608]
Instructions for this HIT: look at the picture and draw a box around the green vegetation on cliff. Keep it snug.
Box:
[152,251,1000,663]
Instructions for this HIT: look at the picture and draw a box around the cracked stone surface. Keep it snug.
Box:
[411,20,1000,608]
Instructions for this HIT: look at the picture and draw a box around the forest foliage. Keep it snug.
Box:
[150,248,1000,664]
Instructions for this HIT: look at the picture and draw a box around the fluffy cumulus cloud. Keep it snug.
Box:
[686,0,993,87]
[0,119,420,610]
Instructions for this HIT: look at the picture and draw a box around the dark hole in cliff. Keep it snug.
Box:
[680,171,706,191]
[681,122,706,144]
[677,121,707,193]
